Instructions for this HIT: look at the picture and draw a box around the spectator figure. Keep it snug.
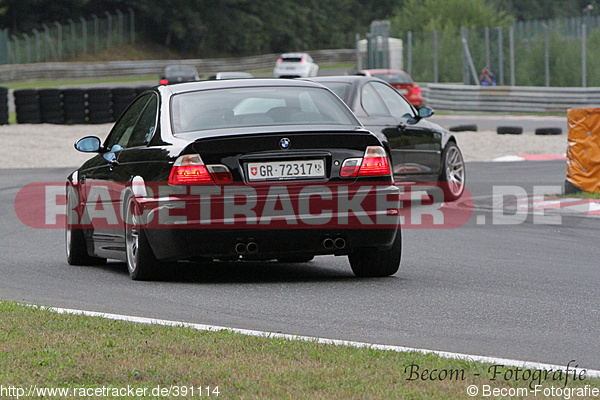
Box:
[480,66,496,86]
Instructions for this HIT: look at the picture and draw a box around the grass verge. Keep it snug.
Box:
[558,191,600,200]
[0,301,598,399]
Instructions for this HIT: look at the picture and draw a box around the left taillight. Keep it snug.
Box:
[169,155,233,185]
[340,146,391,177]
[159,78,169,85]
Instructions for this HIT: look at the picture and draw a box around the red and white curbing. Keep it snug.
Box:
[492,154,566,162]
[516,195,600,217]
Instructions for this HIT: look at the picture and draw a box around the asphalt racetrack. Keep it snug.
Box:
[1,160,598,370]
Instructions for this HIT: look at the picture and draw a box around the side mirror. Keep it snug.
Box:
[418,106,434,119]
[75,136,102,153]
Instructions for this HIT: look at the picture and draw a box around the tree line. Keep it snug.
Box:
[0,0,597,57]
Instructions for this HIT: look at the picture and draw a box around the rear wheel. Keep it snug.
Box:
[439,142,465,201]
[349,229,401,277]
[66,186,106,266]
[125,198,168,281]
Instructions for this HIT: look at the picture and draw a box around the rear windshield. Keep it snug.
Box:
[164,65,197,77]
[317,82,352,104]
[372,73,411,84]
[171,86,358,134]
[282,57,303,62]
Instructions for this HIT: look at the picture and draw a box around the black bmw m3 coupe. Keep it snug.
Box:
[66,79,402,280]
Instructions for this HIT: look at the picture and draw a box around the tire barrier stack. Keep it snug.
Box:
[87,88,114,124]
[449,124,478,132]
[38,89,64,124]
[14,89,41,124]
[535,127,562,135]
[12,86,151,125]
[62,89,87,124]
[0,87,8,125]
[111,88,138,121]
[496,126,523,135]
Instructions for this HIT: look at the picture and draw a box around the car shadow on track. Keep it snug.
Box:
[95,258,403,284]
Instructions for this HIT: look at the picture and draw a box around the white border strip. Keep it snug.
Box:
[36,305,600,378]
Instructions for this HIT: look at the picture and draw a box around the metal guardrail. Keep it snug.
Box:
[0,48,597,114]
[0,49,356,82]
[423,84,600,113]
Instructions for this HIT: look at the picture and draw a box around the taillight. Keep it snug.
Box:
[340,146,391,177]
[301,57,306,62]
[412,86,422,95]
[207,165,233,183]
[340,158,362,177]
[159,78,169,85]
[276,57,283,63]
[169,155,233,185]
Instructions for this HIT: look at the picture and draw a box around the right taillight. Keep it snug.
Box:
[159,78,169,85]
[340,146,391,177]
[169,155,233,185]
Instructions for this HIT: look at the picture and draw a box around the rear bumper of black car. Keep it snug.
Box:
[145,228,399,261]
[136,183,401,261]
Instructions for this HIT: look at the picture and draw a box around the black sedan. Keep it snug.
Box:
[159,64,200,85]
[67,79,402,280]
[311,76,466,201]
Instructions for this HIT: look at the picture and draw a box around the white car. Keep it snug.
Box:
[273,53,319,78]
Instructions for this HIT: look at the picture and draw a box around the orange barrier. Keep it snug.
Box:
[566,108,600,194]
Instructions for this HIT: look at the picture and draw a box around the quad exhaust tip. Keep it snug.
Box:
[323,237,346,250]
[235,242,247,254]
[246,242,258,254]
[235,242,259,255]
[334,238,346,249]
[322,238,335,250]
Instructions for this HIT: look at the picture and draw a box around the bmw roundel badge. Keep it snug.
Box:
[280,138,291,149]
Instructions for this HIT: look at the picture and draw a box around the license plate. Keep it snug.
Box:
[247,160,325,181]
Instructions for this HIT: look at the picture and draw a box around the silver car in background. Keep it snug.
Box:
[273,53,319,78]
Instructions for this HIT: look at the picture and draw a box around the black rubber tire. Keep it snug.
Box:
[16,111,41,124]
[38,88,61,99]
[111,87,136,99]
[135,86,151,96]
[349,229,401,277]
[125,198,170,281]
[564,180,582,195]
[14,89,38,103]
[16,103,41,113]
[40,89,64,123]
[62,88,86,102]
[66,186,107,266]
[112,101,133,120]
[41,113,65,124]
[88,113,113,124]
[535,127,562,135]
[66,226,107,266]
[438,142,466,201]
[277,255,315,263]
[497,126,523,135]
[449,124,478,132]
[87,88,112,99]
